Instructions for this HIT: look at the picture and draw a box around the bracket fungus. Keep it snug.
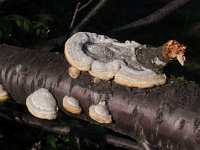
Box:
[89,101,112,124]
[93,77,101,84]
[63,96,82,114]
[26,88,58,120]
[65,32,186,88]
[68,66,81,79]
[0,84,9,101]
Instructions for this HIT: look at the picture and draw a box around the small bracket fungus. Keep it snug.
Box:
[93,77,101,84]
[65,32,168,88]
[0,84,9,101]
[69,66,81,79]
[89,101,112,124]
[26,88,58,120]
[63,96,82,114]
[162,40,186,66]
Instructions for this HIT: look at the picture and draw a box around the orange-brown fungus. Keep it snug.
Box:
[162,40,186,65]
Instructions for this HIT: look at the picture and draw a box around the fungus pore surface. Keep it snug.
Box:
[65,32,167,88]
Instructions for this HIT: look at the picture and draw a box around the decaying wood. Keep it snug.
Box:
[0,44,200,150]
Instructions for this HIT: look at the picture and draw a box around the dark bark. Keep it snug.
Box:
[29,36,65,52]
[136,46,166,73]
[0,102,142,150]
[0,44,200,150]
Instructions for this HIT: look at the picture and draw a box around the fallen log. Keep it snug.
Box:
[0,44,200,150]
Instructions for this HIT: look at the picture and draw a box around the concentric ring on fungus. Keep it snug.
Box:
[89,101,112,124]
[63,96,82,114]
[65,32,167,88]
[0,84,9,101]
[26,88,58,120]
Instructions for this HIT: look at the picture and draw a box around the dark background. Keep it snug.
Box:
[0,0,200,149]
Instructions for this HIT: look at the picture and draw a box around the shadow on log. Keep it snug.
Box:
[0,44,200,150]
[0,102,144,150]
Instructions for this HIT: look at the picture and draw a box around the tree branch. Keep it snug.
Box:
[0,101,143,150]
[78,0,93,12]
[70,2,81,29]
[0,44,199,149]
[110,0,192,32]
[69,0,94,29]
[70,0,108,35]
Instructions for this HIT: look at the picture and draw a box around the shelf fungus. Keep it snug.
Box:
[26,88,58,120]
[65,32,186,88]
[89,101,112,124]
[93,77,101,84]
[68,66,81,79]
[63,96,82,114]
[0,84,9,101]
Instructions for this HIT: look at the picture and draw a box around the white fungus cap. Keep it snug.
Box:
[26,88,58,120]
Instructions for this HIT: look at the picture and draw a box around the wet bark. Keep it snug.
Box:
[0,44,200,150]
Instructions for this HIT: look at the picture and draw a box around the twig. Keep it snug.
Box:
[110,0,192,32]
[0,102,142,150]
[70,2,81,29]
[69,0,94,29]
[75,136,82,150]
[70,0,108,35]
[78,0,93,12]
